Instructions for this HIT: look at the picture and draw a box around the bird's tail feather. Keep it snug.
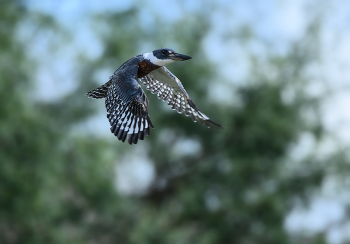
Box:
[86,80,112,99]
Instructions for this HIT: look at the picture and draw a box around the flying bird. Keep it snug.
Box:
[86,48,223,145]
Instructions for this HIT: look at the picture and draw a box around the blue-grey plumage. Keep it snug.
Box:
[86,48,224,145]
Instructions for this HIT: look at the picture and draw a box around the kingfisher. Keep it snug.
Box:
[86,48,224,145]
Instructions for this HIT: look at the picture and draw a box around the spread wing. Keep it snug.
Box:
[105,61,154,145]
[106,83,154,145]
[140,67,224,128]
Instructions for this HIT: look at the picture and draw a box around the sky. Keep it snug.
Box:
[24,0,350,243]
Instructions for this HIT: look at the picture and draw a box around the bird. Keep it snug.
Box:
[86,48,224,145]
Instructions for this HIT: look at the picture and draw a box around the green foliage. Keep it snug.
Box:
[0,1,338,244]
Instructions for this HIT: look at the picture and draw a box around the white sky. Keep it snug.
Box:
[24,0,350,242]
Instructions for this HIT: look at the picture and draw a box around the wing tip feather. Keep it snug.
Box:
[206,119,225,129]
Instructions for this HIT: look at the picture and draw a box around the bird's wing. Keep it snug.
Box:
[105,70,153,145]
[140,66,223,128]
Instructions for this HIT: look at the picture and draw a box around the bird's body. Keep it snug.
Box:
[87,48,223,145]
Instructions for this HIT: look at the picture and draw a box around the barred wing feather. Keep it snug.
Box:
[140,67,223,128]
[105,83,154,145]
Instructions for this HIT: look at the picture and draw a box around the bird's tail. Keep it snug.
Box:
[86,80,112,99]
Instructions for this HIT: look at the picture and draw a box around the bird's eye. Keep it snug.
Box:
[161,50,168,55]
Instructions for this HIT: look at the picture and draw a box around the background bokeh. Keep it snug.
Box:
[1,0,350,243]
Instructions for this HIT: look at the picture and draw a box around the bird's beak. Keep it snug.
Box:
[169,53,192,61]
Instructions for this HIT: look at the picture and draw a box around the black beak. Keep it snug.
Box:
[169,53,192,61]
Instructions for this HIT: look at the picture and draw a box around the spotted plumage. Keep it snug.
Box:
[86,48,223,145]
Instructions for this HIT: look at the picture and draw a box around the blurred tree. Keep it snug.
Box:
[0,1,336,244]
[0,1,120,243]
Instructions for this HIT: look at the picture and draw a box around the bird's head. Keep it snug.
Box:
[143,48,192,66]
